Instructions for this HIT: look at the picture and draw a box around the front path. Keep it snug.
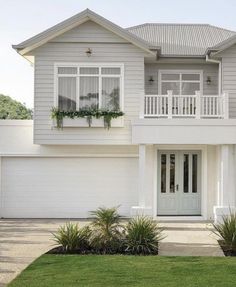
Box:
[0,220,223,286]
[159,222,224,256]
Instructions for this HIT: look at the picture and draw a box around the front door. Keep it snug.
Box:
[157,151,201,215]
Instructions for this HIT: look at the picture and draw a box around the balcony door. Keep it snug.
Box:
[157,151,201,215]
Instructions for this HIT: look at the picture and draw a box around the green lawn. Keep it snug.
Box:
[9,255,236,287]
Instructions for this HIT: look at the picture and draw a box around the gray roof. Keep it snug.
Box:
[127,23,236,56]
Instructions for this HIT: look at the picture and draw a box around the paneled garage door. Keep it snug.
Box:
[1,157,138,218]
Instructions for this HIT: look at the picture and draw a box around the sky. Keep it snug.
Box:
[1,0,236,108]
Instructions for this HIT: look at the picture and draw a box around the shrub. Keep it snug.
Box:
[124,216,164,255]
[52,222,91,253]
[213,210,236,253]
[90,207,124,253]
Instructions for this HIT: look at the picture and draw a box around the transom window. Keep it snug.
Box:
[159,71,202,95]
[55,64,124,111]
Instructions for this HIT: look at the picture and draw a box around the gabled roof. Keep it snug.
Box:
[13,9,236,58]
[127,23,236,56]
[13,9,157,57]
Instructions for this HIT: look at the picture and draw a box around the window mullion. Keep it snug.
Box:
[76,75,80,110]
[99,67,102,109]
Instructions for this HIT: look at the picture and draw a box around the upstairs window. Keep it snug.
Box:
[159,71,202,95]
[55,64,123,111]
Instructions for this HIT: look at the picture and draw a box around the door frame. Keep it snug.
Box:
[157,150,201,216]
[153,145,208,220]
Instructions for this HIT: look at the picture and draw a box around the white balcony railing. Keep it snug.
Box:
[143,91,229,119]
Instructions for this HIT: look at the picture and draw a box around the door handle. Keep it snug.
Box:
[175,184,179,191]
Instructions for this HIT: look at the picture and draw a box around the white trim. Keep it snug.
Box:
[0,120,33,126]
[156,216,205,221]
[54,62,124,111]
[153,145,207,220]
[13,9,155,58]
[0,154,138,158]
[158,69,203,95]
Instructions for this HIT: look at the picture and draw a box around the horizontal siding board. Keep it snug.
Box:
[221,44,236,118]
[34,38,145,143]
[145,63,219,96]
[50,21,128,44]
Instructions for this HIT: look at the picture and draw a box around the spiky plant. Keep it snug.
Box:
[213,210,236,253]
[124,216,164,255]
[52,222,91,253]
[90,207,124,253]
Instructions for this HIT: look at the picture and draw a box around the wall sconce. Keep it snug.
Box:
[206,76,211,85]
[86,48,92,57]
[149,76,154,85]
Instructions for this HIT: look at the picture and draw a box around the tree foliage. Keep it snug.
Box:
[0,94,32,119]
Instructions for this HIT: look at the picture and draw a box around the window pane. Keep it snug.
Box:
[58,67,77,74]
[161,82,180,95]
[58,77,76,111]
[102,78,120,110]
[80,67,99,74]
[192,154,198,193]
[184,154,189,193]
[79,76,99,109]
[181,82,200,95]
[183,154,189,193]
[182,74,200,81]
[161,154,166,193]
[170,154,175,193]
[101,67,121,75]
[162,74,180,81]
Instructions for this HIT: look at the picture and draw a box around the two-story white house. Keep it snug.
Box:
[1,9,236,221]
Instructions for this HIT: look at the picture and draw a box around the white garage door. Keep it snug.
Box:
[1,157,138,218]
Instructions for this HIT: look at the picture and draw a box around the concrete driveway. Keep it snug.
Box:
[0,219,89,286]
[0,219,224,286]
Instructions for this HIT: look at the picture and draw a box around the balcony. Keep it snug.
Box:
[132,91,236,144]
[143,91,229,119]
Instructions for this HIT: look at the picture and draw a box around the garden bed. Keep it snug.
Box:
[218,240,236,256]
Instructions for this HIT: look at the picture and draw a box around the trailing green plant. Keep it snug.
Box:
[90,207,124,254]
[124,216,164,255]
[52,222,91,253]
[51,107,124,129]
[213,209,236,253]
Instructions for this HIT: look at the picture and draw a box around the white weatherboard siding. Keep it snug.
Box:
[221,44,236,118]
[32,20,147,145]
[1,157,138,218]
[145,63,219,96]
[51,20,128,43]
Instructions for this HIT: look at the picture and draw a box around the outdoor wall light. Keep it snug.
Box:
[206,76,211,85]
[86,48,92,57]
[149,76,154,84]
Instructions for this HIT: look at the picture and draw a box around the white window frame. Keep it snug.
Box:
[54,63,124,110]
[158,70,203,95]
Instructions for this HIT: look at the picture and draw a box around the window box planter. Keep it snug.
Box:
[52,116,124,128]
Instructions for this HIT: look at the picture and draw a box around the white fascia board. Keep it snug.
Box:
[13,9,155,57]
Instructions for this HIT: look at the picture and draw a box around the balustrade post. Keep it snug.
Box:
[167,90,173,119]
[223,92,229,119]
[195,91,201,119]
